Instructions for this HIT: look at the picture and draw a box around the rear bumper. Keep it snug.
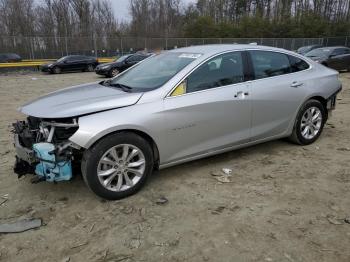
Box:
[326,85,342,111]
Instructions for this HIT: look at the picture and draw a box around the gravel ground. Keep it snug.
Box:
[0,71,349,262]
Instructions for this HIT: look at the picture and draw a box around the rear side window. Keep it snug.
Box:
[288,55,310,72]
[332,48,350,56]
[249,51,290,79]
[186,52,244,93]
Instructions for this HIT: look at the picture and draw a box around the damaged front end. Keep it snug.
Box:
[12,117,81,183]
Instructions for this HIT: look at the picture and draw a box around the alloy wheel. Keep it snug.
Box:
[111,69,119,77]
[97,144,146,192]
[300,106,322,140]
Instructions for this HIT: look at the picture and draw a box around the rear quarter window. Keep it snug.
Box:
[288,55,310,72]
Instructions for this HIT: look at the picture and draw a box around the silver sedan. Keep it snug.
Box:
[14,45,342,199]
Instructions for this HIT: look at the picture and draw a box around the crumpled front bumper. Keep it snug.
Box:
[14,134,36,164]
[13,134,37,177]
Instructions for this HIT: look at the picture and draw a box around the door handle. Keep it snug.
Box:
[234,91,249,98]
[290,81,304,88]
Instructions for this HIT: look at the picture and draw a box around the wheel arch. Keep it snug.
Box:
[307,95,328,120]
[84,128,160,169]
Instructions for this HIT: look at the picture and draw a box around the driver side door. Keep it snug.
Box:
[162,51,252,164]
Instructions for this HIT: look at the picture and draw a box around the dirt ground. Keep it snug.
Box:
[0,71,349,262]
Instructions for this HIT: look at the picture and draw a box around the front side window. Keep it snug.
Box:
[249,51,290,79]
[186,52,244,93]
[288,55,310,72]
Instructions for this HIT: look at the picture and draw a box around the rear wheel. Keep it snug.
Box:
[81,132,154,200]
[86,64,94,72]
[289,99,326,145]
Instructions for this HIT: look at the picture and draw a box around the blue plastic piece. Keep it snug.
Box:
[32,142,72,182]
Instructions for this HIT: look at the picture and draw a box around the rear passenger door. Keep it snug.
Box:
[248,50,310,141]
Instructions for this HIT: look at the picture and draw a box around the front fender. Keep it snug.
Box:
[69,101,164,151]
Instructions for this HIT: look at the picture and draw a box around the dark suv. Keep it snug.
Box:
[95,53,153,77]
[0,53,22,63]
[41,55,99,74]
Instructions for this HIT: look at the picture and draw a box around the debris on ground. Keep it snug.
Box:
[211,206,226,215]
[102,249,109,260]
[218,176,231,183]
[0,218,42,233]
[0,198,8,206]
[0,150,10,156]
[262,174,274,179]
[70,241,88,249]
[89,223,96,233]
[327,216,343,225]
[337,147,350,151]
[222,168,232,175]
[344,218,350,224]
[119,205,134,214]
[155,196,168,205]
[129,238,141,249]
[107,254,133,262]
[210,169,232,183]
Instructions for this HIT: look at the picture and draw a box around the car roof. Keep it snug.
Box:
[316,46,349,50]
[169,44,290,56]
[0,53,20,56]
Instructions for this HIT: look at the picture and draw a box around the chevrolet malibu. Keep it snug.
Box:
[13,45,342,200]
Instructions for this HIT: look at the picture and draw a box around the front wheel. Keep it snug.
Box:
[81,132,154,200]
[108,68,119,77]
[289,99,326,145]
[52,66,61,74]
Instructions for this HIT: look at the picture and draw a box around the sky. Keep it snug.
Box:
[111,0,196,22]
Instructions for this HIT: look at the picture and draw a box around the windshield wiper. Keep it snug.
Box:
[109,83,133,92]
[99,80,133,92]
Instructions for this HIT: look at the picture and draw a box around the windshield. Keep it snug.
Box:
[57,56,68,62]
[306,48,332,58]
[298,46,312,53]
[115,55,129,62]
[111,52,201,91]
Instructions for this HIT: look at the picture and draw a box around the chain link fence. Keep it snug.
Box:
[0,36,349,59]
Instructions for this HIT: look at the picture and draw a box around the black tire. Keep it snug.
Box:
[108,68,119,77]
[289,99,326,145]
[52,66,61,74]
[81,132,154,200]
[86,64,94,72]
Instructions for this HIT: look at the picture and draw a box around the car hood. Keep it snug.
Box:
[19,82,143,118]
